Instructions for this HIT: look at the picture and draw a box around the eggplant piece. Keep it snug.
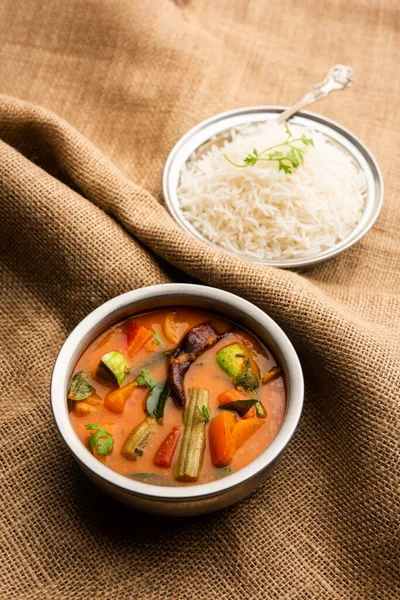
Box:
[216,343,260,390]
[94,351,127,387]
[169,322,220,407]
[219,398,258,417]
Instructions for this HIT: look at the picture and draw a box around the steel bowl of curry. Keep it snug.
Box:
[51,284,303,516]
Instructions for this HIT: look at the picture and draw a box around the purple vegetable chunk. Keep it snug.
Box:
[169,323,220,407]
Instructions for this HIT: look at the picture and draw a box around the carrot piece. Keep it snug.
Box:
[126,320,153,356]
[217,389,243,405]
[162,313,178,344]
[242,405,257,420]
[104,381,136,414]
[231,418,264,452]
[153,426,181,468]
[209,411,236,467]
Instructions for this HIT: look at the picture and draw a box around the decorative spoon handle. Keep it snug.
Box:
[277,64,354,124]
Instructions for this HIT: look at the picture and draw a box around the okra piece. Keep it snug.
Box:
[216,343,260,390]
[175,387,209,482]
[122,416,155,460]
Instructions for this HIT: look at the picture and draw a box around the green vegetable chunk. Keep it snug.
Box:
[216,343,260,390]
[68,371,94,401]
[122,416,155,460]
[146,381,171,421]
[219,398,258,417]
[97,351,126,387]
[175,387,209,482]
[86,423,113,457]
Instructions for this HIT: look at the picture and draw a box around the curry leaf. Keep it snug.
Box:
[68,372,94,401]
[146,381,171,420]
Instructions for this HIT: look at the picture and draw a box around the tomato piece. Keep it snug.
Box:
[126,320,153,356]
[153,426,181,468]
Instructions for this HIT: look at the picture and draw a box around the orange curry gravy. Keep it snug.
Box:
[69,307,286,486]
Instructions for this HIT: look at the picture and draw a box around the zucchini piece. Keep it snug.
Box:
[68,371,94,401]
[219,398,258,417]
[216,343,260,390]
[95,351,127,387]
[175,387,209,482]
[122,416,155,460]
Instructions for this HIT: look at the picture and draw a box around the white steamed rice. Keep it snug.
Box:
[177,121,366,260]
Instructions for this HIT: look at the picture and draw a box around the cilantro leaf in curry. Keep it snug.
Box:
[86,423,113,457]
[199,405,211,423]
[152,331,162,346]
[136,369,157,389]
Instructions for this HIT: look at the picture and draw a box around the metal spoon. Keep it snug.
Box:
[277,64,354,124]
[196,65,353,157]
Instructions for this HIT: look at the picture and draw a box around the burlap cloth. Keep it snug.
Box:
[0,1,399,598]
